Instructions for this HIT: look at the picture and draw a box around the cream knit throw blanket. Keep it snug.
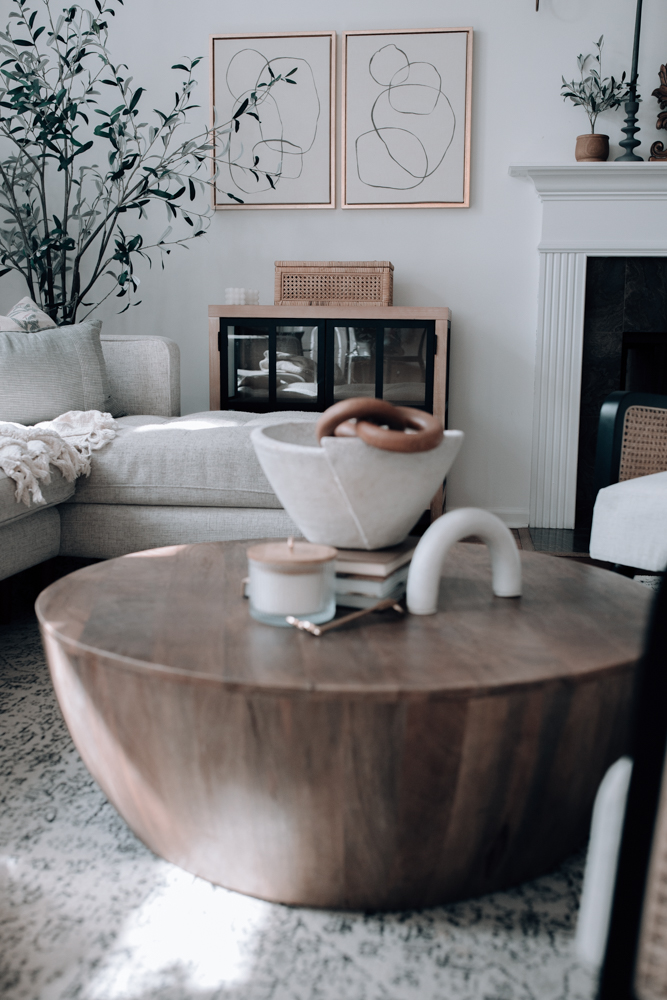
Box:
[0,410,118,506]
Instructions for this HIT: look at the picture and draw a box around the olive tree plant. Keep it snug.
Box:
[0,0,290,323]
[561,36,630,133]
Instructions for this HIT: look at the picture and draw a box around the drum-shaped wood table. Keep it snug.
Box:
[36,541,651,911]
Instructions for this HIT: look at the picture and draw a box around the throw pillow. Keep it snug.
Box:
[0,320,116,424]
[0,296,57,332]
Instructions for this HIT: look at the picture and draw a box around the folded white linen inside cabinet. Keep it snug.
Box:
[0,410,117,506]
[259,351,317,377]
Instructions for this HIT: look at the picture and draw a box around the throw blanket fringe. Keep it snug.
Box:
[0,410,118,506]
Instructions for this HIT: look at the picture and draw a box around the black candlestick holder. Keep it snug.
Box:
[616,0,644,161]
[616,89,644,161]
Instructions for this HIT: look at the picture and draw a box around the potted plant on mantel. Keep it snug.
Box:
[561,37,631,163]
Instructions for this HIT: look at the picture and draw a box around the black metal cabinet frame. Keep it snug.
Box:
[218,316,326,411]
[216,316,436,413]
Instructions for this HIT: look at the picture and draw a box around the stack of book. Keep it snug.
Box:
[334,539,417,608]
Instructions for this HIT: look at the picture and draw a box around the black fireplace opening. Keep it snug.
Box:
[621,332,667,394]
[575,257,667,545]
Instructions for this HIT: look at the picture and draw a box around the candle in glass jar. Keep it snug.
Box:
[247,539,337,627]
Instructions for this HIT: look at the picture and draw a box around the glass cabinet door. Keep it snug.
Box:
[224,324,271,404]
[328,321,434,410]
[220,320,325,410]
[275,325,320,403]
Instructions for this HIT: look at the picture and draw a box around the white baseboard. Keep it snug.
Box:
[488,508,530,528]
[447,507,530,528]
[443,506,530,528]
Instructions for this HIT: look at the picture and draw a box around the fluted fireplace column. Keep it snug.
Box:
[530,251,587,528]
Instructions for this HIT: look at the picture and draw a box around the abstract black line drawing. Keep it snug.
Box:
[355,43,455,191]
[224,50,320,194]
[212,34,335,209]
[343,29,472,209]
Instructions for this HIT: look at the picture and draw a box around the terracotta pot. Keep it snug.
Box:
[575,133,610,162]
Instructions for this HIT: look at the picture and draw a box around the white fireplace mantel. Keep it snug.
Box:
[509,163,667,201]
[509,164,667,528]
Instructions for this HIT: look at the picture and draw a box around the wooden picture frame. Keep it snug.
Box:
[342,28,473,209]
[210,32,336,210]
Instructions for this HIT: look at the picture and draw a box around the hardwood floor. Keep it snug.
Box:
[513,527,534,551]
[528,527,591,557]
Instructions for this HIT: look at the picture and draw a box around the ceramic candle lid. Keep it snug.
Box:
[247,539,337,572]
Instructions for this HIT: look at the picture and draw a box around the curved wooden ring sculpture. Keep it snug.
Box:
[315,398,443,453]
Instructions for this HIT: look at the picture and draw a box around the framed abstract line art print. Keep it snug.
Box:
[342,28,472,209]
[211,32,336,209]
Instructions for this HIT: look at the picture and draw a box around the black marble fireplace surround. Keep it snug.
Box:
[575,257,667,540]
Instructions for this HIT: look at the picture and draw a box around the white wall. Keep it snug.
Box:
[3,0,666,524]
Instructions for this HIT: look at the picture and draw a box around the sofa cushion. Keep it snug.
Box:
[0,320,116,424]
[100,334,179,418]
[70,410,318,508]
[0,296,57,332]
[0,468,75,527]
[589,471,667,572]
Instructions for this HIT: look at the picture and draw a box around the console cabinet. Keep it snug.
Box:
[209,305,450,428]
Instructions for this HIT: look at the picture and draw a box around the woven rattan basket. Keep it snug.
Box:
[274,260,394,307]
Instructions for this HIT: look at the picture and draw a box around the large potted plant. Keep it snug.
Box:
[0,0,292,324]
[561,37,630,162]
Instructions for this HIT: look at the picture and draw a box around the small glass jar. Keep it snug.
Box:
[247,540,337,627]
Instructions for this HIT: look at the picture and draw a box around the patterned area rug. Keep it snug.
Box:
[0,615,596,1000]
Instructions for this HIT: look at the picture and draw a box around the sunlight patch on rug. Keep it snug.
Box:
[85,871,265,998]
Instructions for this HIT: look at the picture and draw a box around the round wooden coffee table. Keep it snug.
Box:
[36,541,651,911]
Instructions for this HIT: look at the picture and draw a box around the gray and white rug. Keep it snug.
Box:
[0,614,597,1000]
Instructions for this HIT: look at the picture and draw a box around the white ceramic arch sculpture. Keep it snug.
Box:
[407,507,522,615]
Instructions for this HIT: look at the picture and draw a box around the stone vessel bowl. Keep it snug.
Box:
[251,421,464,550]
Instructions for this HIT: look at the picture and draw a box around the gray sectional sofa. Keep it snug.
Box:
[1,333,311,583]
